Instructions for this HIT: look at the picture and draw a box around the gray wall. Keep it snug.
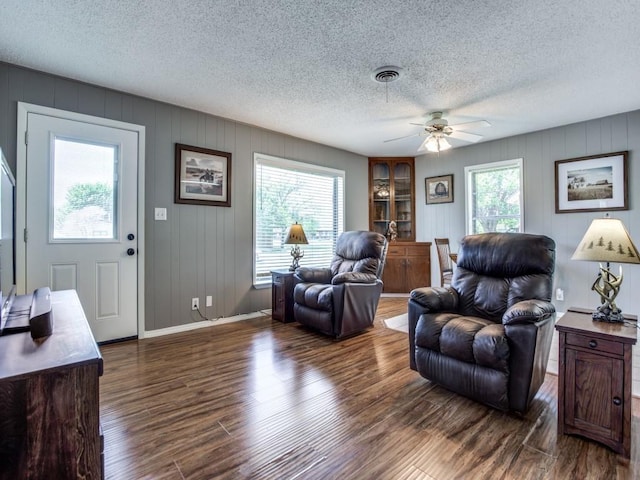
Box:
[0,62,369,332]
[415,110,639,316]
[2,60,639,338]
[415,112,640,394]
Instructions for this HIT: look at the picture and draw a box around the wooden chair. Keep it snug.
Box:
[434,238,454,287]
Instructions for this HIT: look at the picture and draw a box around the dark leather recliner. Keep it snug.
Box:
[408,232,556,413]
[293,231,388,338]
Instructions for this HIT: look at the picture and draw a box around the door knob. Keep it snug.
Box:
[127,248,136,256]
[127,233,135,241]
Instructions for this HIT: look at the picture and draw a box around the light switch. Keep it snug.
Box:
[154,208,167,221]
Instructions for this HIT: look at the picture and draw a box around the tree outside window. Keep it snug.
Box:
[465,159,523,235]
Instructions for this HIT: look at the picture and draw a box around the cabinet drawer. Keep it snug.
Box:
[387,245,407,256]
[387,243,431,257]
[405,245,430,256]
[566,332,623,356]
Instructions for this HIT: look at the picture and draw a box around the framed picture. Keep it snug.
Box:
[425,174,454,204]
[555,151,628,213]
[175,143,231,207]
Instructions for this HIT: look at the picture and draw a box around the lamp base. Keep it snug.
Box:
[592,305,625,323]
[289,245,303,271]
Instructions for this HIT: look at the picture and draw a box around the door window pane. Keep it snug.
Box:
[52,138,118,240]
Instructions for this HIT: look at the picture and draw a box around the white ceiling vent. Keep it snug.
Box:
[371,66,403,83]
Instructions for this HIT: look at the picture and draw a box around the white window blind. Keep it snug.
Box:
[253,153,344,286]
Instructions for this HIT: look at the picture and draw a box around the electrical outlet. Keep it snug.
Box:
[556,288,564,301]
[206,295,213,307]
[191,297,199,310]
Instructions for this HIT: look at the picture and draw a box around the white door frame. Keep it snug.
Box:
[16,102,146,339]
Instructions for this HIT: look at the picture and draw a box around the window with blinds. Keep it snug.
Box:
[253,153,345,286]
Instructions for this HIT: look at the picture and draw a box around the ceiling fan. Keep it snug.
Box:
[384,112,491,153]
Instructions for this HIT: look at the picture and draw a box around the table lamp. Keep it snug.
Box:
[284,222,309,271]
[571,217,640,322]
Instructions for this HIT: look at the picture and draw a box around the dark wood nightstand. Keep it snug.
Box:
[271,269,296,323]
[556,307,637,458]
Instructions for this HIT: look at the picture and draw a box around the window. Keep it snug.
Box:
[253,153,344,286]
[52,137,118,241]
[464,158,523,235]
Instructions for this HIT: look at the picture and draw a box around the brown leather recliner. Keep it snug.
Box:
[408,232,556,413]
[293,231,388,338]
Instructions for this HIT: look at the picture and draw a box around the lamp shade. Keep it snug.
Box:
[284,222,308,245]
[571,218,640,264]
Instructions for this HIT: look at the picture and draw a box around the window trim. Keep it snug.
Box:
[253,152,345,287]
[464,158,524,235]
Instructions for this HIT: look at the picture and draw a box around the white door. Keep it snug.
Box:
[22,111,139,342]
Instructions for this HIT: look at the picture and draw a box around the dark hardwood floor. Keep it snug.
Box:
[99,298,639,479]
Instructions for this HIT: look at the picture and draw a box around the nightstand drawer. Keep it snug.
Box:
[566,332,623,356]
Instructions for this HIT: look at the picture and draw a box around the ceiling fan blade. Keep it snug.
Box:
[449,130,483,143]
[448,119,491,130]
[383,132,423,143]
[409,122,426,126]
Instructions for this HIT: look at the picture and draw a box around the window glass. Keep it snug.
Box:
[465,159,523,234]
[254,153,344,286]
[52,138,118,241]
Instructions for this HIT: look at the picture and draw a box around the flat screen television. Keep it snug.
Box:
[0,147,16,334]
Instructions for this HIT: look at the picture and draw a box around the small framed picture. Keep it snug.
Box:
[425,174,454,204]
[175,143,231,207]
[555,151,628,213]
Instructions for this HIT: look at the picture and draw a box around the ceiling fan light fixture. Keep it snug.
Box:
[424,137,439,152]
[438,137,452,151]
[420,135,451,153]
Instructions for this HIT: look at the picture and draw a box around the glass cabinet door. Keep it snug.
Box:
[371,162,390,236]
[368,157,415,242]
[393,161,412,240]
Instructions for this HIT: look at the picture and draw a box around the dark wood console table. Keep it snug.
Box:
[0,290,103,479]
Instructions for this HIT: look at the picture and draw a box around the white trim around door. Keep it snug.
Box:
[16,102,147,339]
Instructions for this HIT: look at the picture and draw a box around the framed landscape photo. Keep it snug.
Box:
[425,174,454,204]
[175,143,231,207]
[555,151,628,213]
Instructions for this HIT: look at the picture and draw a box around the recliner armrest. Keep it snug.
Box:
[409,286,458,312]
[332,272,377,285]
[294,267,332,284]
[502,299,556,325]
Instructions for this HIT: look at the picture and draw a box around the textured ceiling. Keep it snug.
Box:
[2,1,640,157]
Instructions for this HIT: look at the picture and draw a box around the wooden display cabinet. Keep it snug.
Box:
[368,157,431,293]
[556,307,637,458]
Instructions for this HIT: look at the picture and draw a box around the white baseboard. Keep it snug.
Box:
[142,309,272,338]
